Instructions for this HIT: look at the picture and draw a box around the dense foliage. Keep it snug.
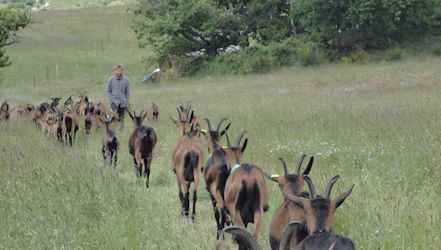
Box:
[0,7,30,67]
[132,0,441,75]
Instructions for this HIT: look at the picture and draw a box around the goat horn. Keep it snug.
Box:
[235,130,247,147]
[296,154,307,174]
[188,110,194,123]
[205,118,212,131]
[186,104,191,117]
[223,226,262,250]
[225,132,232,148]
[335,184,355,209]
[216,118,228,132]
[304,176,316,199]
[324,175,340,199]
[176,107,182,121]
[278,158,289,175]
[279,221,303,250]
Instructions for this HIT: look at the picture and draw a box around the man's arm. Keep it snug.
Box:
[107,78,113,102]
[124,78,130,105]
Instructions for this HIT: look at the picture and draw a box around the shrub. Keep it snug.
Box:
[341,50,369,64]
[385,48,404,61]
[238,53,275,74]
[162,67,178,81]
[431,37,441,56]
[296,46,324,66]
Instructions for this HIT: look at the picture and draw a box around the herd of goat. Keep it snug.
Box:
[0,97,355,250]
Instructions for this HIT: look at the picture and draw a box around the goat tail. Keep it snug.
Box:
[183,151,199,182]
[236,180,260,225]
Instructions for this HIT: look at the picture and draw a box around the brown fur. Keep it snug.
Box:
[63,110,80,146]
[0,101,10,121]
[100,115,119,166]
[128,110,157,188]
[171,123,204,220]
[269,156,314,250]
[283,176,355,250]
[224,164,269,239]
[73,95,89,116]
[10,104,34,119]
[203,118,234,238]
[146,102,159,121]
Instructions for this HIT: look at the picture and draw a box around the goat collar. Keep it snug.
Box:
[312,229,327,234]
[231,164,241,174]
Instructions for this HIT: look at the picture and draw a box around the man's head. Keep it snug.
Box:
[113,64,124,79]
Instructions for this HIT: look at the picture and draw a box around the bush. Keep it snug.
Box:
[161,67,178,81]
[238,53,275,74]
[431,38,441,56]
[341,50,369,64]
[385,48,404,61]
[296,46,324,66]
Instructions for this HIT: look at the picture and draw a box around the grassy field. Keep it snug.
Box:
[1,8,441,250]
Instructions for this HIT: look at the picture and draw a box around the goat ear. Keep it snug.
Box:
[334,184,354,209]
[128,111,134,120]
[262,171,275,182]
[141,111,148,121]
[241,138,248,153]
[302,156,314,176]
[284,192,306,209]
[270,174,280,183]
[170,116,178,125]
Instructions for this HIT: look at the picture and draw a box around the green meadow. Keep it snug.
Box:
[1,8,441,249]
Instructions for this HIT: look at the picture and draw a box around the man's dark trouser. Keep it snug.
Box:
[111,103,127,127]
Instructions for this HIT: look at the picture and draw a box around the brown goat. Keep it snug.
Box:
[282,176,355,250]
[205,118,231,153]
[128,110,157,188]
[100,114,119,167]
[222,224,337,250]
[63,103,80,146]
[73,95,89,116]
[203,118,233,238]
[178,103,200,127]
[0,101,10,121]
[83,102,107,135]
[224,162,269,241]
[149,102,159,121]
[269,155,315,250]
[171,106,194,136]
[171,117,204,221]
[10,104,34,119]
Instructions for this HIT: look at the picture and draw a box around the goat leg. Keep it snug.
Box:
[191,190,197,222]
[183,191,190,216]
[102,146,106,162]
[210,194,222,239]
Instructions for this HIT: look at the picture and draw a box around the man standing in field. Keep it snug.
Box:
[107,64,130,127]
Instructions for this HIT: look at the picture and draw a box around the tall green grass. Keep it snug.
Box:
[1,8,441,249]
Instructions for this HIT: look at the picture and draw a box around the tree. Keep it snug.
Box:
[293,0,440,50]
[131,0,293,72]
[0,7,31,67]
